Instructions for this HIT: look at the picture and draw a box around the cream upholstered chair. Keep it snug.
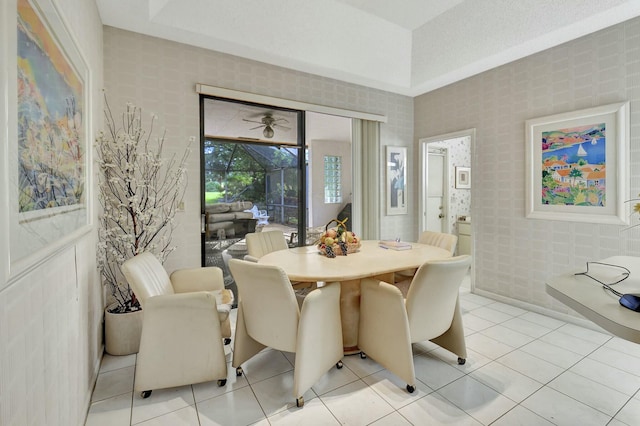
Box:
[358,255,471,393]
[395,231,458,281]
[228,259,344,407]
[121,252,234,398]
[243,230,289,262]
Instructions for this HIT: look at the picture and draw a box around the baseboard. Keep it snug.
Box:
[471,288,612,336]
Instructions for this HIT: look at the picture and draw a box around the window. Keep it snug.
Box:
[324,155,342,204]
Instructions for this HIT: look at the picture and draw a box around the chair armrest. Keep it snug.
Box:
[170,266,224,293]
[358,278,415,386]
[243,255,260,263]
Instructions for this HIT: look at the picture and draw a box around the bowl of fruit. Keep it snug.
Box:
[317,219,361,258]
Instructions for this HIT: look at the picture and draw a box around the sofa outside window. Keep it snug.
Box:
[206,201,257,239]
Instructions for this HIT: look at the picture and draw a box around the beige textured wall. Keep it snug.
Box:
[0,0,104,424]
[415,17,640,315]
[103,26,415,273]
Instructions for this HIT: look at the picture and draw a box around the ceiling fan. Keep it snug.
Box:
[242,113,291,138]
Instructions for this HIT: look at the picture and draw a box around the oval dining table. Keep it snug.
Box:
[258,240,452,354]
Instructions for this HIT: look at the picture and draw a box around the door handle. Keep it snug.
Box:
[201,214,206,234]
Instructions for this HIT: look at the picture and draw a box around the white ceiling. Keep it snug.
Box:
[96,0,640,97]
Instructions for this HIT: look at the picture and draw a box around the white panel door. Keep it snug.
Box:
[425,152,445,232]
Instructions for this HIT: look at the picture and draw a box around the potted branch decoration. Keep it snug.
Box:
[96,98,190,355]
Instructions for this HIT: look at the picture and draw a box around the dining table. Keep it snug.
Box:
[258,240,452,353]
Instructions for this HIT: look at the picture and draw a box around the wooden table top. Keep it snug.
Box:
[258,240,452,282]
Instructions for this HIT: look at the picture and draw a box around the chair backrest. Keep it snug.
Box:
[121,252,174,308]
[405,255,471,342]
[418,231,458,255]
[245,230,288,259]
[228,259,300,351]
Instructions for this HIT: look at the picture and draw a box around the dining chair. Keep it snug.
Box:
[121,252,233,398]
[228,259,344,407]
[358,255,471,393]
[395,231,458,281]
[244,230,313,301]
[244,230,289,262]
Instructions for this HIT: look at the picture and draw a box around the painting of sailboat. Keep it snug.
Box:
[540,123,605,207]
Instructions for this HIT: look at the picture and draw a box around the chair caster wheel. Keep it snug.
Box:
[458,357,466,365]
[296,396,304,407]
[336,360,343,369]
[236,367,243,376]
[141,390,152,398]
[217,379,227,387]
[224,338,231,345]
[360,352,367,359]
[406,385,415,393]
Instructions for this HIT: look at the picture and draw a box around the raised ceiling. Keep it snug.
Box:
[97,0,640,97]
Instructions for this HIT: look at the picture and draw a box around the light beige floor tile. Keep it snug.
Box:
[548,371,628,416]
[311,360,359,396]
[485,301,528,317]
[589,346,640,378]
[197,386,266,426]
[518,312,566,330]
[539,329,603,356]
[437,375,517,425]
[462,313,496,331]
[556,323,612,345]
[85,392,132,426]
[469,306,515,324]
[521,387,611,426]
[496,350,564,383]
[470,361,543,403]
[130,386,194,425]
[267,397,340,425]
[519,339,583,369]
[91,366,136,402]
[238,349,293,384]
[500,317,553,338]
[99,354,136,373]
[413,353,465,390]
[192,361,250,403]
[604,337,640,359]
[368,411,412,425]
[250,370,316,416]
[340,353,384,378]
[320,380,394,426]
[135,405,199,425]
[569,357,640,396]
[491,405,555,425]
[430,346,492,373]
[398,392,482,425]
[613,397,640,426]
[466,332,516,359]
[362,368,433,410]
[480,324,535,348]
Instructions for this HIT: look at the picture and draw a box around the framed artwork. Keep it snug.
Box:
[456,167,471,189]
[386,146,407,215]
[3,0,90,281]
[525,102,629,225]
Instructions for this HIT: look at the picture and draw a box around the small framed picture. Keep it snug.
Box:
[456,167,471,189]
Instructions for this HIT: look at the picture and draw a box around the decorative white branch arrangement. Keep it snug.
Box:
[96,98,191,313]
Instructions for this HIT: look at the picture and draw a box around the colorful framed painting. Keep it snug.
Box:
[386,146,407,215]
[525,102,629,225]
[5,0,90,279]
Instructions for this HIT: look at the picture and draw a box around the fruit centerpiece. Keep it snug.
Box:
[317,218,361,258]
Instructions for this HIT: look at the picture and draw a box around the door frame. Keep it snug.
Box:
[419,128,476,289]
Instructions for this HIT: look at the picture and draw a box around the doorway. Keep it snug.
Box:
[419,129,474,288]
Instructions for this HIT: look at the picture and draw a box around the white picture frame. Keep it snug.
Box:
[525,102,629,225]
[386,146,407,215]
[3,0,91,282]
[455,166,471,189]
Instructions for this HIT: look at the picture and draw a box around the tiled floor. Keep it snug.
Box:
[85,283,640,425]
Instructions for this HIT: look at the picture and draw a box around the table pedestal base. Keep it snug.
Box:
[339,272,394,354]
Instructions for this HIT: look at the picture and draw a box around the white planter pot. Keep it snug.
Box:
[104,303,143,355]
